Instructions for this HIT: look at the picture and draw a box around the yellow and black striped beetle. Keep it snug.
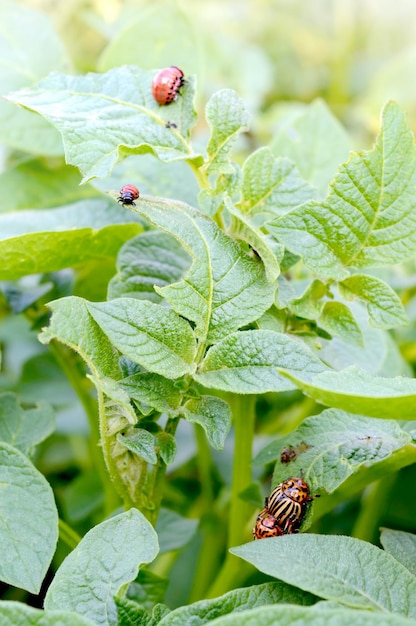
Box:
[264,476,313,534]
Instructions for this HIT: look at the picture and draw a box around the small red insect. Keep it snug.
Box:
[117,184,139,206]
[253,508,285,540]
[152,66,184,105]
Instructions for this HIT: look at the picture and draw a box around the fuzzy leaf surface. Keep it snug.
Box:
[0,393,55,455]
[279,366,416,419]
[0,602,96,626]
[380,529,416,577]
[182,396,232,450]
[0,2,66,156]
[0,199,143,279]
[339,274,408,329]
[87,298,196,379]
[195,330,328,393]
[240,148,317,221]
[270,99,351,195]
[0,443,58,594]
[39,296,122,380]
[205,89,250,174]
[117,429,157,464]
[269,102,416,278]
[158,581,315,626]
[207,605,416,626]
[6,67,202,182]
[252,409,414,493]
[232,534,416,617]
[319,302,363,346]
[108,231,191,302]
[44,509,159,626]
[129,197,275,343]
[119,373,182,413]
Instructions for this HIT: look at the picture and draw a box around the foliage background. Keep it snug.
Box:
[2,0,416,614]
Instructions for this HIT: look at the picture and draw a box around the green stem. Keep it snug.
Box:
[49,341,121,515]
[58,518,82,550]
[207,394,256,598]
[351,475,396,543]
[187,159,210,190]
[188,424,222,602]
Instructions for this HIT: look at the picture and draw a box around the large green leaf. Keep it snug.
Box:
[195,330,328,393]
[87,298,197,379]
[129,197,275,344]
[279,365,416,419]
[202,605,416,626]
[6,66,202,182]
[0,393,55,455]
[0,602,96,626]
[0,199,143,280]
[0,2,67,155]
[158,581,315,626]
[0,443,58,594]
[239,147,317,221]
[108,231,191,302]
[44,509,158,626]
[270,99,351,195]
[253,409,415,495]
[268,102,416,278]
[232,534,416,617]
[380,529,416,578]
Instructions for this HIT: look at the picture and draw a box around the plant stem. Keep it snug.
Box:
[58,518,82,550]
[49,340,121,515]
[351,475,396,543]
[206,393,256,598]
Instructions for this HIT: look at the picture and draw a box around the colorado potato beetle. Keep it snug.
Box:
[253,508,285,540]
[265,477,313,534]
[117,184,140,206]
[152,66,184,105]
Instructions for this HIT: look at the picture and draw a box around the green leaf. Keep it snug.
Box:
[279,365,416,419]
[380,529,416,577]
[270,99,351,195]
[268,102,416,278]
[156,432,177,465]
[130,197,275,343]
[127,569,169,614]
[98,4,200,75]
[0,393,55,455]
[117,429,158,464]
[195,330,328,393]
[226,199,281,283]
[0,442,58,594]
[319,302,363,346]
[108,231,191,302]
[252,409,414,493]
[156,508,199,553]
[87,298,196,379]
[119,373,182,413]
[90,376,137,424]
[44,509,159,625]
[339,274,408,329]
[0,161,96,212]
[239,148,318,221]
[6,67,202,183]
[39,296,122,380]
[0,2,67,156]
[205,89,250,174]
[158,581,315,626]
[196,605,416,626]
[0,199,143,280]
[182,396,232,450]
[115,597,151,626]
[0,602,97,626]
[291,280,328,318]
[231,534,416,617]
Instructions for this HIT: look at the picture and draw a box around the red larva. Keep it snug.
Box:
[152,66,184,105]
[117,184,139,206]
